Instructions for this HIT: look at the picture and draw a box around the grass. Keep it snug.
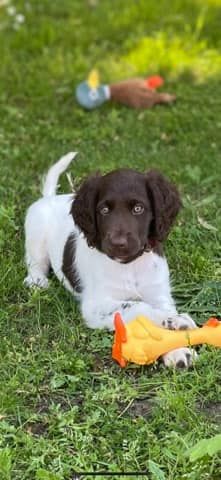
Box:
[0,0,221,478]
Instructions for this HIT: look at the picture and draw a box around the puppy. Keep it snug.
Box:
[24,152,197,368]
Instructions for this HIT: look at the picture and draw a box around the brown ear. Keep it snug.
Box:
[146,170,182,242]
[71,174,101,248]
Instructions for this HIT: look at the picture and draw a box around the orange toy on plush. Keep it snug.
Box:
[145,75,164,89]
[112,313,221,367]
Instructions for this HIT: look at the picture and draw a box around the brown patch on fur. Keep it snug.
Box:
[146,170,182,242]
[71,175,101,248]
[62,233,82,292]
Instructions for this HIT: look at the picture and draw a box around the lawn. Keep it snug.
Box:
[0,0,221,479]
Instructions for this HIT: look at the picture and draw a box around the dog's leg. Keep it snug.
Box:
[24,204,50,288]
[81,298,176,330]
[24,240,49,288]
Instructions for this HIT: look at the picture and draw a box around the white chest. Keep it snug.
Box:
[75,238,170,303]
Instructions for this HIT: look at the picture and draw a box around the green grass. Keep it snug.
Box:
[0,0,221,478]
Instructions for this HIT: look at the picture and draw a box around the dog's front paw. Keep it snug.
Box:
[163,313,196,331]
[24,274,49,289]
[162,347,198,368]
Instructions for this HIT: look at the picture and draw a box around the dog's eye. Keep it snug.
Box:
[132,204,144,215]
[100,206,110,215]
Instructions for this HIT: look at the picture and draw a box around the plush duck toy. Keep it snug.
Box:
[75,70,176,110]
[112,313,221,367]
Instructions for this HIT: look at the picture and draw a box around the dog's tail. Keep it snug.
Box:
[42,152,78,197]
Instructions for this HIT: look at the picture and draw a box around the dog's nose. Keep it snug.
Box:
[109,235,128,250]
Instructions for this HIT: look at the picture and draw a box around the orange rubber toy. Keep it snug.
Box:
[112,314,221,367]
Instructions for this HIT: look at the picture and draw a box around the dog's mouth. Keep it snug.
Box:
[101,237,153,264]
[107,247,147,264]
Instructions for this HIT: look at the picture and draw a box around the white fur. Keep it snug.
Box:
[24,152,197,368]
[42,151,77,197]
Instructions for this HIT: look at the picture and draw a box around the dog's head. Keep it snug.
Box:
[71,168,181,263]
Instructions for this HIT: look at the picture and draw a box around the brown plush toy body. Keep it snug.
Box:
[110,78,176,108]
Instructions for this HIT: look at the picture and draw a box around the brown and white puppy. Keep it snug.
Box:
[24,152,197,368]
